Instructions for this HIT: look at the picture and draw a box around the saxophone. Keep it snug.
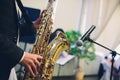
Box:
[24,0,70,80]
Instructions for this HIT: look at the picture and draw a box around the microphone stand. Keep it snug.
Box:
[86,36,120,80]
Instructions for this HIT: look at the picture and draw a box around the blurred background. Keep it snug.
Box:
[16,0,120,80]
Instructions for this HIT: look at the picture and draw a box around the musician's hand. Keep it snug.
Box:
[32,10,46,29]
[33,16,41,29]
[20,52,43,77]
[33,10,53,29]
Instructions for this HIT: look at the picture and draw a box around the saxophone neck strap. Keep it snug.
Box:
[16,0,32,25]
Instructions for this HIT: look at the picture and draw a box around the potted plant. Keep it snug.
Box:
[65,30,96,60]
[65,30,96,80]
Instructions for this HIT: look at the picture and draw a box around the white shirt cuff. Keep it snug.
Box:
[19,52,25,62]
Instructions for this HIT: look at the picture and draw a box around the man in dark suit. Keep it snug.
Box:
[0,0,44,80]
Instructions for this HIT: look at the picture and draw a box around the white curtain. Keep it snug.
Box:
[78,0,120,55]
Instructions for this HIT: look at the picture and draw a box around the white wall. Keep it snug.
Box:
[21,0,81,31]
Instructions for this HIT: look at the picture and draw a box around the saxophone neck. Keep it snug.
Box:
[47,0,57,20]
[47,0,54,9]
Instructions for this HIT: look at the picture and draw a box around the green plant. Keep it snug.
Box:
[65,30,96,61]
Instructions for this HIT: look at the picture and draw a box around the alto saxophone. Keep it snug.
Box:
[24,0,70,80]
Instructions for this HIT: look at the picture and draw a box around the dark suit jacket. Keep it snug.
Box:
[0,0,36,80]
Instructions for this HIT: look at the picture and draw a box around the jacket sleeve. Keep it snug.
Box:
[0,34,24,69]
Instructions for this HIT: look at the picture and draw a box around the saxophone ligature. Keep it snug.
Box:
[23,0,70,80]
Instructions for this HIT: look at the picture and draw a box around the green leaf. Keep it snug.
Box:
[65,30,96,62]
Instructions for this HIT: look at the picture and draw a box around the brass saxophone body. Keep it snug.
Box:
[24,0,70,80]
[40,31,70,80]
